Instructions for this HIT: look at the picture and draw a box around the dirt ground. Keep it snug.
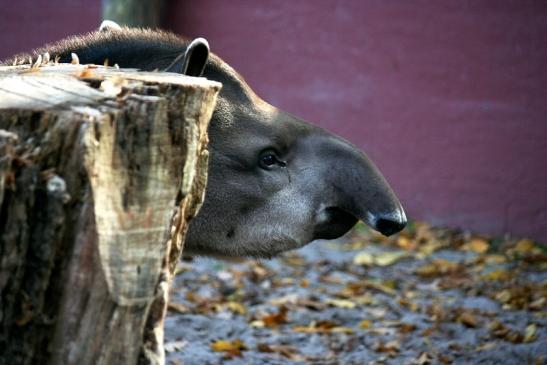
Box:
[165,222,546,365]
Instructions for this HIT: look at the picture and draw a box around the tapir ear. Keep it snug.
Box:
[165,38,209,77]
[99,20,122,32]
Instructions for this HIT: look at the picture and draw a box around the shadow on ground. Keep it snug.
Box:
[165,222,546,365]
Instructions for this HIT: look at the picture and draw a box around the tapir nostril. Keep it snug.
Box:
[375,213,407,236]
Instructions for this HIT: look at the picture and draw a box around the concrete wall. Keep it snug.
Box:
[1,1,546,241]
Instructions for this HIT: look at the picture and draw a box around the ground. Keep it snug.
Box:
[165,222,546,365]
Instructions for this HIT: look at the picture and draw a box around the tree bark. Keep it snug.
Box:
[0,63,220,365]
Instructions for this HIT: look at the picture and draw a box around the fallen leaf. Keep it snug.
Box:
[438,353,453,364]
[361,280,397,296]
[462,238,490,254]
[269,293,299,306]
[399,323,416,333]
[262,305,288,327]
[250,320,265,328]
[397,236,417,250]
[475,342,497,352]
[484,254,507,264]
[353,252,374,265]
[524,324,538,343]
[256,343,274,353]
[359,320,372,329]
[415,351,432,365]
[374,340,400,353]
[211,339,247,358]
[226,301,247,315]
[415,259,461,278]
[353,250,407,266]
[489,320,524,343]
[250,262,270,281]
[399,298,419,312]
[282,253,306,266]
[458,311,478,328]
[293,320,354,334]
[495,289,512,304]
[257,343,303,361]
[482,269,512,282]
[326,298,356,309]
[418,241,444,256]
[529,297,546,311]
[513,239,535,255]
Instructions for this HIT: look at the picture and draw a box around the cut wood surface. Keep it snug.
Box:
[0,63,221,365]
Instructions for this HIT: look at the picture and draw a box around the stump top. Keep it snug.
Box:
[0,63,222,110]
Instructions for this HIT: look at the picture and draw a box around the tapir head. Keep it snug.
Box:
[177,38,407,258]
[9,24,406,258]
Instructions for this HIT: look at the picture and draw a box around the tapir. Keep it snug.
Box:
[4,22,407,258]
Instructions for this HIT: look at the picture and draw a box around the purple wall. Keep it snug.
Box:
[1,1,546,241]
[0,0,101,58]
[166,1,547,242]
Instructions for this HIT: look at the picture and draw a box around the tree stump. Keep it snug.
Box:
[0,63,221,365]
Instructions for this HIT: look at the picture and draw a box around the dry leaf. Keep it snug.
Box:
[262,306,288,327]
[415,259,461,278]
[484,254,507,264]
[475,342,497,352]
[399,323,416,333]
[375,340,400,353]
[513,239,535,254]
[299,278,310,287]
[458,311,478,328]
[257,343,303,361]
[418,241,444,256]
[210,339,247,358]
[462,238,490,254]
[415,351,432,365]
[353,250,407,266]
[359,320,372,329]
[326,298,356,309]
[399,298,419,312]
[226,301,247,315]
[397,236,417,250]
[529,297,546,311]
[482,269,512,282]
[293,320,353,334]
[250,320,265,328]
[524,324,538,343]
[495,290,512,304]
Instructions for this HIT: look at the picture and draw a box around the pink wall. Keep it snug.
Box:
[166,1,547,242]
[0,0,101,59]
[1,1,546,241]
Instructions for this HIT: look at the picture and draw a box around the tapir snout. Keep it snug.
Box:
[305,132,407,239]
[6,24,407,258]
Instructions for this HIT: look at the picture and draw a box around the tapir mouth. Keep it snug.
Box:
[314,206,407,240]
[313,207,359,240]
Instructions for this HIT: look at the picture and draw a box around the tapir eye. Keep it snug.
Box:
[259,150,285,169]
